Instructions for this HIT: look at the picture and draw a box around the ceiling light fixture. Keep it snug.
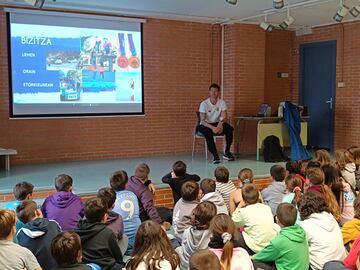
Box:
[24,0,45,8]
[333,0,349,22]
[273,0,285,9]
[260,15,274,32]
[225,0,237,5]
[279,7,295,29]
[350,4,360,17]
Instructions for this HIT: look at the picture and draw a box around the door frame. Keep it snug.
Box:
[299,40,336,151]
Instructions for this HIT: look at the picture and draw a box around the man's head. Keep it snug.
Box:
[55,174,73,192]
[16,200,42,224]
[181,181,199,202]
[214,166,230,183]
[270,165,286,182]
[97,187,116,210]
[109,170,128,191]
[0,210,16,240]
[209,83,220,101]
[200,178,216,195]
[135,163,150,182]
[13,181,34,201]
[51,232,82,266]
[172,161,187,177]
[276,203,297,227]
[84,198,107,223]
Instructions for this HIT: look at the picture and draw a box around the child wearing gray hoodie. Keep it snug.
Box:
[199,179,228,215]
[176,201,217,270]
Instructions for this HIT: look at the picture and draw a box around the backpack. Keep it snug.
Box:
[263,135,286,162]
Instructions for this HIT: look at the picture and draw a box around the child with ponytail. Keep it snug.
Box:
[208,214,253,270]
[282,174,303,224]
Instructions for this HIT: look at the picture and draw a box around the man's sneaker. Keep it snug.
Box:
[213,157,221,164]
[223,152,235,161]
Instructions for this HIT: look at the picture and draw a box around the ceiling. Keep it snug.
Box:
[1,0,360,29]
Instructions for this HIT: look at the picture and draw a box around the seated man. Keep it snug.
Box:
[197,83,234,164]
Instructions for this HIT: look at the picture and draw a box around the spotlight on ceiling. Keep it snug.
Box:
[280,15,295,29]
[225,0,237,5]
[260,22,274,32]
[24,0,45,8]
[273,0,284,9]
[350,5,360,17]
[333,1,349,22]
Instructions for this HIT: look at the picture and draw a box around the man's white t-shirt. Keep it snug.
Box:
[199,98,227,124]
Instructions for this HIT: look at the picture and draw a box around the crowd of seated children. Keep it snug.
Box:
[172,181,199,240]
[161,160,200,204]
[342,195,360,249]
[299,191,347,270]
[0,209,41,270]
[3,181,34,231]
[189,249,221,270]
[16,200,61,270]
[336,149,357,190]
[41,174,84,231]
[232,184,279,255]
[97,187,127,255]
[110,170,141,254]
[208,214,253,270]
[253,203,309,270]
[261,165,286,216]
[126,220,180,270]
[127,163,170,229]
[199,178,227,215]
[282,174,303,224]
[176,201,217,270]
[50,231,92,270]
[214,166,236,211]
[5,148,360,270]
[75,198,124,270]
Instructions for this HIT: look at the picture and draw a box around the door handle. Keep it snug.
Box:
[325,97,333,110]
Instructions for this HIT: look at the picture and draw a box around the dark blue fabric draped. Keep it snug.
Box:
[284,101,311,161]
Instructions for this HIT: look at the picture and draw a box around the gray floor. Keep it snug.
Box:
[0,154,284,195]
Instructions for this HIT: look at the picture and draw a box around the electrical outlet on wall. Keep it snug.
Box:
[338,82,345,88]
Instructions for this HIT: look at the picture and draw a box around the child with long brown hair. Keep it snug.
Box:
[126,220,180,270]
[323,164,356,225]
[348,146,360,189]
[306,167,341,221]
[208,214,253,270]
[335,149,356,189]
[314,149,331,168]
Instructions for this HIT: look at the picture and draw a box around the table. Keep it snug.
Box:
[234,116,308,161]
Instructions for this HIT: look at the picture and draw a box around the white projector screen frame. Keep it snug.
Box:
[7,9,145,118]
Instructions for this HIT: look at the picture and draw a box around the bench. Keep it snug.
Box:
[0,148,17,171]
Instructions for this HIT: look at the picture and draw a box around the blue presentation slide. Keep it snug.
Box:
[10,24,142,105]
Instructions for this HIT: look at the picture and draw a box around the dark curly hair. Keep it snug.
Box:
[299,191,330,221]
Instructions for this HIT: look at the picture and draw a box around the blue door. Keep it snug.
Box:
[299,41,336,150]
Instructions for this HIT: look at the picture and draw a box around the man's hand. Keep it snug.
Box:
[148,183,156,195]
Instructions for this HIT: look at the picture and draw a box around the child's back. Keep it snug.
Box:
[41,175,84,231]
[214,166,236,211]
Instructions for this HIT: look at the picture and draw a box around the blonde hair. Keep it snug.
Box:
[0,210,16,239]
[335,149,355,171]
[314,149,331,167]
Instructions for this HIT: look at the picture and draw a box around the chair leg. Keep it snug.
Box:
[205,140,208,160]
[192,135,196,158]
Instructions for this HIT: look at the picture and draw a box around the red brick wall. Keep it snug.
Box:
[0,12,221,164]
[290,22,360,149]
[265,29,292,111]
[223,24,266,153]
